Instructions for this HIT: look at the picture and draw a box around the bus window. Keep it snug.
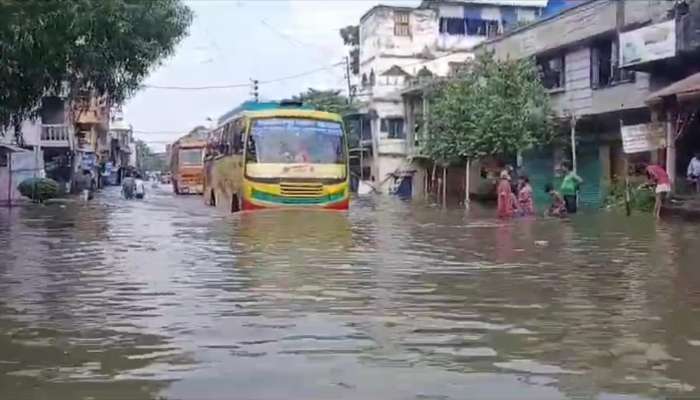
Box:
[247,118,345,164]
[223,123,233,155]
[231,119,244,154]
[179,148,203,166]
[246,131,257,163]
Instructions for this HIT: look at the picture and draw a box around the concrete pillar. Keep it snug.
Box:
[666,109,676,186]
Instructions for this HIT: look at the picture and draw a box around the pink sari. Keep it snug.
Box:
[497,179,513,218]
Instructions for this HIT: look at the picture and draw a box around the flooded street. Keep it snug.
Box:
[2,187,700,400]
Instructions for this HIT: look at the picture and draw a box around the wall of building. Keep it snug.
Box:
[480,0,674,119]
[360,7,438,76]
[483,0,672,61]
[373,155,408,193]
[0,150,43,205]
[18,121,42,147]
[546,46,653,118]
[359,3,505,91]
[589,73,652,115]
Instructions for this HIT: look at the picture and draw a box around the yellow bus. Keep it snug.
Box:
[203,101,349,212]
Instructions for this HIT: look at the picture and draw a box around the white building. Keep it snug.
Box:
[355,0,546,195]
[105,112,134,185]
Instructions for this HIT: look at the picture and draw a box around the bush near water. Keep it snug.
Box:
[18,178,60,202]
[604,181,655,213]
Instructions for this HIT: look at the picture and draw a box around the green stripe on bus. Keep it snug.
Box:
[251,189,345,205]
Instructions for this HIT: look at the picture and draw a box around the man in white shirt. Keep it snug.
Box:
[688,151,700,193]
[134,175,146,199]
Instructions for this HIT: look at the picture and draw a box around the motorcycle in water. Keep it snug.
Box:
[122,177,136,199]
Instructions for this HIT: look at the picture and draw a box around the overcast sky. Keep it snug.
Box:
[123,0,418,151]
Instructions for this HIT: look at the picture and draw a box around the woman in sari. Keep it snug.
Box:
[497,170,514,218]
[517,175,534,216]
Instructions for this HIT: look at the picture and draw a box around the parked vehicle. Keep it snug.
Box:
[170,140,205,195]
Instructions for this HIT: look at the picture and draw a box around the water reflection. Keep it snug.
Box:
[1,189,699,399]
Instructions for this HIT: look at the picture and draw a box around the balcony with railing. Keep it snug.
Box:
[41,124,74,148]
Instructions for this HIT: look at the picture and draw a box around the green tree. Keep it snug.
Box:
[292,88,356,115]
[0,0,192,138]
[135,139,167,173]
[425,52,555,206]
[339,25,359,75]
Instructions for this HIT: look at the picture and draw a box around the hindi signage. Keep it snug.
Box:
[621,123,666,154]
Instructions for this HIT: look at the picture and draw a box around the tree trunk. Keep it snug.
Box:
[442,166,447,208]
[464,159,471,210]
[431,163,436,197]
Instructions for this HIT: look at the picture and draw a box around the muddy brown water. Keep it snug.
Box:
[1,186,700,400]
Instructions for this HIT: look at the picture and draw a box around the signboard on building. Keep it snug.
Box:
[620,20,676,68]
[621,123,666,154]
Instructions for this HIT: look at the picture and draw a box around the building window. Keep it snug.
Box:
[381,117,405,139]
[537,53,566,90]
[591,39,635,89]
[394,11,410,36]
[440,17,466,35]
[0,151,8,168]
[439,17,500,37]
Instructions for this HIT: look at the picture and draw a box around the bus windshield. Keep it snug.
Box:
[247,118,345,164]
[179,148,203,166]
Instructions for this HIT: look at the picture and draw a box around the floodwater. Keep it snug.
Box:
[1,187,700,400]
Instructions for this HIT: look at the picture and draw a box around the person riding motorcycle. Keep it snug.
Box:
[122,173,136,199]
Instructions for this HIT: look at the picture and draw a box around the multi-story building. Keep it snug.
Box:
[624,0,700,198]
[72,91,110,188]
[104,111,134,185]
[354,0,546,195]
[474,0,677,208]
[0,89,111,197]
[9,95,77,193]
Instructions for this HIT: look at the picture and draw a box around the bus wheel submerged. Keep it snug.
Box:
[231,194,240,213]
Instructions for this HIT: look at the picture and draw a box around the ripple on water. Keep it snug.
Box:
[493,360,584,375]
[1,190,700,400]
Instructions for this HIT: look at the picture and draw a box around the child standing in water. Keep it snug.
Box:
[517,175,534,216]
[545,183,567,217]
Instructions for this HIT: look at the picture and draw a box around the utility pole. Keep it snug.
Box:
[250,78,259,102]
[344,56,353,104]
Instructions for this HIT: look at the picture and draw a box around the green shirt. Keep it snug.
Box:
[560,172,582,196]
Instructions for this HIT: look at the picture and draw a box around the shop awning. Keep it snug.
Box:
[646,72,700,105]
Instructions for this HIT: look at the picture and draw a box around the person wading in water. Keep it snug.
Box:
[497,169,514,218]
[560,162,582,214]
